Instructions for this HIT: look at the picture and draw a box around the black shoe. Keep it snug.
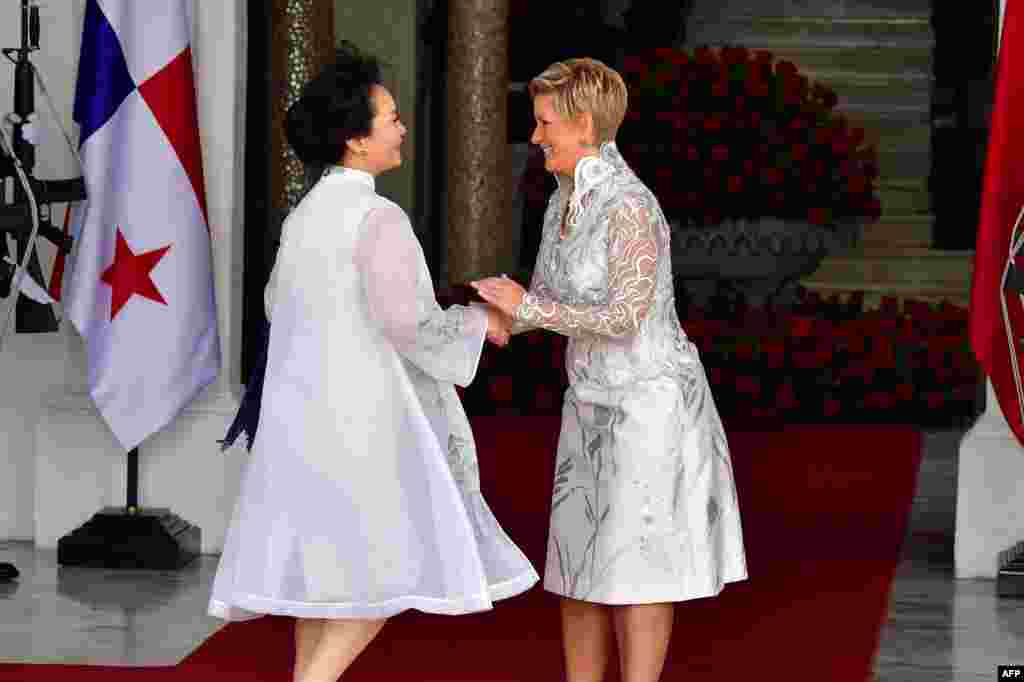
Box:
[0,562,18,582]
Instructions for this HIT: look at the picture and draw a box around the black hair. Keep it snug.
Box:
[285,42,383,166]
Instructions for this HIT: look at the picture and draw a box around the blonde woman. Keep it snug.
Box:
[473,58,747,682]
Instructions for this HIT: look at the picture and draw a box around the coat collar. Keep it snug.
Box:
[325,165,376,191]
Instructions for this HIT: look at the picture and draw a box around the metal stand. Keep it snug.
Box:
[56,448,201,569]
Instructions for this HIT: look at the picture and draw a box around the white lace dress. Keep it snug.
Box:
[208,167,538,621]
[513,142,747,604]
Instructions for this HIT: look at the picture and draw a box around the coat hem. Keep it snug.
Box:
[208,569,539,622]
[542,569,747,605]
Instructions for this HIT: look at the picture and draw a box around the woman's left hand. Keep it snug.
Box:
[470,275,526,318]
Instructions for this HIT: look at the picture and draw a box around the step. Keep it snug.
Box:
[879,178,931,215]
[688,14,934,49]
[801,247,973,307]
[737,44,932,79]
[802,247,973,293]
[819,72,930,115]
[859,214,933,248]
[876,141,930,182]
[845,110,930,150]
[799,281,970,308]
[687,0,931,20]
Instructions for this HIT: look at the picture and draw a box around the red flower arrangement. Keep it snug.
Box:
[617,46,883,228]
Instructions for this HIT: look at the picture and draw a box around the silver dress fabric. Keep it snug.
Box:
[514,143,748,604]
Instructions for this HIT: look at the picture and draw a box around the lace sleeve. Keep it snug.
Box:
[355,204,487,386]
[510,196,562,336]
[510,262,555,336]
[513,193,657,339]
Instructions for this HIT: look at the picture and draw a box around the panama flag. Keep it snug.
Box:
[66,0,220,451]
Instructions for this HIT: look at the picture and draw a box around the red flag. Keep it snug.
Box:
[971,0,1024,446]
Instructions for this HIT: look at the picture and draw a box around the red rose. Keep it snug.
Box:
[776,382,798,408]
[721,46,748,65]
[743,159,756,175]
[712,145,729,161]
[776,60,798,78]
[762,167,784,185]
[704,115,722,131]
[790,316,814,337]
[866,197,882,220]
[813,127,833,145]
[832,138,851,155]
[694,46,715,66]
[668,50,690,67]
[755,50,773,66]
[896,383,914,402]
[736,375,760,396]
[654,68,676,86]
[792,143,809,161]
[712,80,729,97]
[847,174,868,193]
[687,146,700,161]
[622,55,647,76]
[727,176,744,193]
[807,207,829,225]
[823,397,842,417]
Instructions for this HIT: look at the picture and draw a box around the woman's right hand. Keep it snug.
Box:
[483,304,511,347]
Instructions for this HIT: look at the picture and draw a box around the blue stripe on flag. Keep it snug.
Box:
[73,0,137,145]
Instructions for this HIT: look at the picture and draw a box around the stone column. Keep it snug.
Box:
[269,0,336,212]
[446,0,513,284]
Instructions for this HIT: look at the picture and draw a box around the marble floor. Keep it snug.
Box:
[1,428,1023,679]
[873,430,1024,682]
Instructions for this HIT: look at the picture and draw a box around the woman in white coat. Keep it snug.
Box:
[209,46,538,682]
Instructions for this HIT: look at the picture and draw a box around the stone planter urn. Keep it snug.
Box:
[670,217,860,307]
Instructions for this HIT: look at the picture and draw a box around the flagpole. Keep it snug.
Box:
[126,447,138,512]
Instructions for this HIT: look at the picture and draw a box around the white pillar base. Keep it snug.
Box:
[954,379,1024,578]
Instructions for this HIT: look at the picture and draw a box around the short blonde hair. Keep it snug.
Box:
[528,58,628,145]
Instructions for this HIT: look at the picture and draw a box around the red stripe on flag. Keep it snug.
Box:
[47,203,72,302]
[971,0,1024,447]
[137,46,210,227]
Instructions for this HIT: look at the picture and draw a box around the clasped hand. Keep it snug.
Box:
[471,274,527,348]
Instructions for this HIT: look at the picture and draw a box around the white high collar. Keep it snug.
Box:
[326,165,376,191]
[556,143,617,233]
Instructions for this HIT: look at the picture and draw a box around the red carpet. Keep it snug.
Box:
[0,417,920,681]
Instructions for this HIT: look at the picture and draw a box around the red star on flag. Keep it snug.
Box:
[100,228,172,320]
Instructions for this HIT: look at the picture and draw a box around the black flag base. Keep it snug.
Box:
[57,507,200,570]
[0,562,18,582]
[998,559,1024,598]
